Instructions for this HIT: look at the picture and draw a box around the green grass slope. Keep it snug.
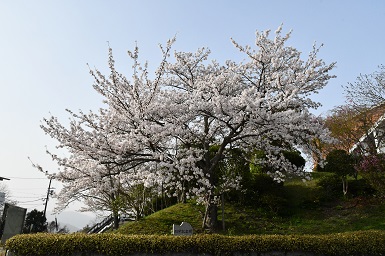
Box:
[116,198,385,236]
[116,202,205,235]
[116,173,385,236]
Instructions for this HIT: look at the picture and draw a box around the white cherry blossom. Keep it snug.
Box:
[41,27,335,230]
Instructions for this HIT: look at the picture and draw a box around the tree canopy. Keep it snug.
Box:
[323,104,385,155]
[323,149,356,196]
[23,209,47,233]
[40,26,335,230]
[344,65,385,108]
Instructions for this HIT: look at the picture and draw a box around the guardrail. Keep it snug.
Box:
[87,215,113,234]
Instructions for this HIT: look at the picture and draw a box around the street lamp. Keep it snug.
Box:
[0,177,10,181]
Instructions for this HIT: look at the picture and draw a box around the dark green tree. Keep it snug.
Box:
[23,209,47,233]
[324,149,356,196]
[250,149,306,175]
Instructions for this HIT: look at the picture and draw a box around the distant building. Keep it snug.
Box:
[350,105,385,155]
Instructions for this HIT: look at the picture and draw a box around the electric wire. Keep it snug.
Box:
[6,176,47,180]
[16,198,44,203]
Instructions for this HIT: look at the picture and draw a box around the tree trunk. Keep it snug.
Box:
[201,116,219,231]
[221,193,225,231]
[203,198,218,231]
[342,177,348,197]
[113,210,119,230]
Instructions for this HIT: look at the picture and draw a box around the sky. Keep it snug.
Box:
[1,0,385,229]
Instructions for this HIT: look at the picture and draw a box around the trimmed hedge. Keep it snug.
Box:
[5,231,385,256]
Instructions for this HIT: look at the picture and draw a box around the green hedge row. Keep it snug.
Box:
[5,231,385,256]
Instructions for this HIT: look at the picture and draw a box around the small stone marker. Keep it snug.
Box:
[172,222,193,236]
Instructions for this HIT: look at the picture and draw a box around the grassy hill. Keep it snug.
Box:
[115,173,385,236]
[116,203,205,235]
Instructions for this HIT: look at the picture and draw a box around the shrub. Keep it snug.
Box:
[282,150,306,169]
[233,173,286,211]
[323,150,356,196]
[316,173,341,201]
[259,193,288,215]
[357,154,385,196]
[6,231,385,256]
[348,178,376,197]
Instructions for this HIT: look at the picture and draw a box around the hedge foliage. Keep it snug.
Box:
[5,231,385,256]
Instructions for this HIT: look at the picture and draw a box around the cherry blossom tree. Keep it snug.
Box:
[41,26,335,230]
[0,183,17,206]
[344,65,385,108]
[0,183,17,218]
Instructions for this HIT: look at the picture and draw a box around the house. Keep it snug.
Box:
[349,105,385,155]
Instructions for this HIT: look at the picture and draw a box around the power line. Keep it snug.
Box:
[12,192,45,196]
[7,176,47,180]
[18,203,44,208]
[11,196,45,199]
[17,198,44,203]
[12,188,47,191]
[12,187,49,190]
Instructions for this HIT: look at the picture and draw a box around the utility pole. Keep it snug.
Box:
[43,176,54,218]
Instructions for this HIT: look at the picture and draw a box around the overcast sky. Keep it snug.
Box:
[1,0,384,228]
